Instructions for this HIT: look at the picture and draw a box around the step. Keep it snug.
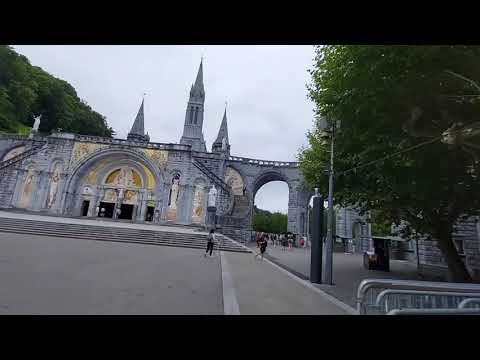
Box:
[0,218,250,253]
[0,227,249,253]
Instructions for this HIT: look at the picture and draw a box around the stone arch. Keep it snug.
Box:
[250,169,291,233]
[225,166,245,196]
[62,147,164,219]
[252,169,290,197]
[1,144,26,162]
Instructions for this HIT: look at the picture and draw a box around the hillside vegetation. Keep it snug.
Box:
[0,45,113,137]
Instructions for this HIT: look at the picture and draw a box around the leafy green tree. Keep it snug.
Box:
[370,209,393,237]
[253,206,288,234]
[299,45,480,282]
[0,45,113,137]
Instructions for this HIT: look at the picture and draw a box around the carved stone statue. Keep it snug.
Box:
[208,185,217,207]
[221,137,227,151]
[32,115,42,132]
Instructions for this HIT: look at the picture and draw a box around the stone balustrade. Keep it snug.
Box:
[227,155,298,167]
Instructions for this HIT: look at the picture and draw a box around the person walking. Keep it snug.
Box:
[288,233,293,251]
[205,229,216,257]
[281,233,288,251]
[254,235,268,260]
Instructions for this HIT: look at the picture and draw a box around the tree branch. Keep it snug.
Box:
[444,70,480,93]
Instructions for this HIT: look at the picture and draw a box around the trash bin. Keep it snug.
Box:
[364,238,390,271]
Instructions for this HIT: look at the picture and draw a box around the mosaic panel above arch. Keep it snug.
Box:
[142,149,169,170]
[105,167,143,188]
[71,142,107,166]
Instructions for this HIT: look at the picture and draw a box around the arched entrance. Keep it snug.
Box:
[253,180,289,235]
[62,148,163,223]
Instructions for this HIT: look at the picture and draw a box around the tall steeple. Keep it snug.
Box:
[180,60,207,152]
[212,106,230,154]
[127,98,150,142]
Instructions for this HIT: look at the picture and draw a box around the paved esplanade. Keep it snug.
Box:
[0,213,348,314]
[256,243,420,309]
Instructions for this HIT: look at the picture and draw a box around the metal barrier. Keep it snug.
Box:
[387,308,480,315]
[357,279,480,315]
[458,298,480,309]
[375,289,480,314]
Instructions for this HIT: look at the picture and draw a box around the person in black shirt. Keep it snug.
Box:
[254,236,268,260]
[205,229,215,257]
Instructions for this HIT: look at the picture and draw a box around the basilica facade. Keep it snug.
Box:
[0,61,317,242]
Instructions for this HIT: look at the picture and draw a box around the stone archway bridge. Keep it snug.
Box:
[217,153,314,242]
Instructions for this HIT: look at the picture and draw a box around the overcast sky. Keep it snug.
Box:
[14,45,315,213]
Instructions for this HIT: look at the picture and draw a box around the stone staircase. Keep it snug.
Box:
[0,140,47,171]
[0,217,251,253]
[231,195,250,217]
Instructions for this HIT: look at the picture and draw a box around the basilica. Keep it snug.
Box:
[0,61,312,242]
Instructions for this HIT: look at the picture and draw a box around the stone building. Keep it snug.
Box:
[0,61,316,243]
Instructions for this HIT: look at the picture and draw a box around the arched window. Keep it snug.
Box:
[189,106,194,124]
[193,107,198,124]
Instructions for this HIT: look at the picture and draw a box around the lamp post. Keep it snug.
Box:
[324,120,336,285]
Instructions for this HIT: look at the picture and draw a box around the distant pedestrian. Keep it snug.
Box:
[254,236,268,260]
[281,234,288,251]
[288,233,293,251]
[205,229,216,257]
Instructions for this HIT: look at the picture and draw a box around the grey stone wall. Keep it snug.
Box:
[336,207,372,253]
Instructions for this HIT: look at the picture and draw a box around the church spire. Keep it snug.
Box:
[127,97,149,142]
[212,105,230,154]
[191,59,204,98]
[180,60,207,152]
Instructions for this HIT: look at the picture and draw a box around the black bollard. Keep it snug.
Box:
[310,191,324,283]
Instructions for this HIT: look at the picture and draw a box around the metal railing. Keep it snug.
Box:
[192,158,231,194]
[458,298,480,309]
[375,289,480,314]
[387,308,480,315]
[357,279,480,315]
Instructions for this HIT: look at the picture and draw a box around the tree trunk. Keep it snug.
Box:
[435,231,472,283]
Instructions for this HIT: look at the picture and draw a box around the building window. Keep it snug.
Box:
[189,106,194,124]
[194,107,198,124]
[454,239,465,256]
[476,217,480,250]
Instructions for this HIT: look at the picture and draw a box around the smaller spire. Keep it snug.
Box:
[127,98,149,142]
[212,106,230,153]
